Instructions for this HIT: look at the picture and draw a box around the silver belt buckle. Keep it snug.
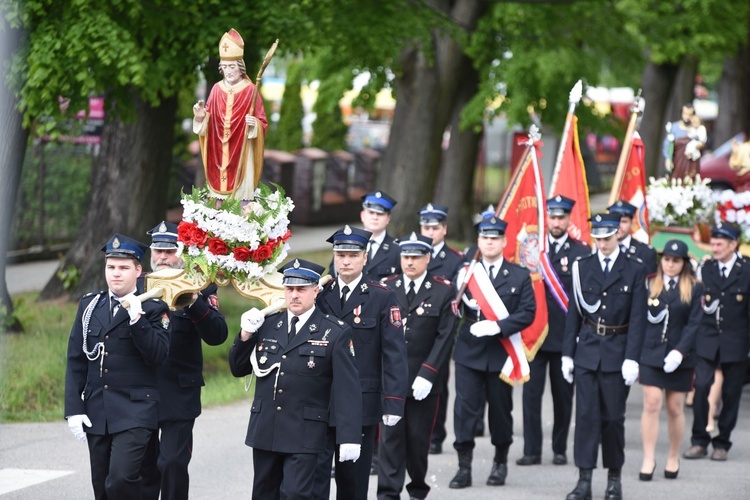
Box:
[596,318,607,336]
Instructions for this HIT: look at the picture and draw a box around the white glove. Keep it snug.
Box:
[122,293,143,322]
[663,350,683,373]
[241,308,265,333]
[339,443,361,462]
[621,359,639,386]
[382,414,402,426]
[469,320,501,337]
[67,414,92,443]
[561,356,575,384]
[412,376,433,401]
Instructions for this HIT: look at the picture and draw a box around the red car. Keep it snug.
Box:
[700,132,749,191]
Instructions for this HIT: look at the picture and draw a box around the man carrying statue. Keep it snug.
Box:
[193,28,268,200]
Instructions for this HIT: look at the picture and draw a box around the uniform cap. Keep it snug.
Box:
[398,232,433,256]
[279,259,325,286]
[711,221,741,241]
[361,190,397,214]
[146,221,179,249]
[101,233,148,262]
[418,203,448,226]
[661,239,689,259]
[607,200,637,218]
[476,216,508,238]
[547,195,576,216]
[326,225,372,251]
[589,213,620,238]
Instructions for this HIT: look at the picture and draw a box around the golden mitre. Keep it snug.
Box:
[219,28,244,61]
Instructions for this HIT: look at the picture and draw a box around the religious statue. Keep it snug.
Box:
[193,29,268,200]
[663,103,706,180]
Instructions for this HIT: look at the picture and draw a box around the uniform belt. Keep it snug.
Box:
[585,318,628,336]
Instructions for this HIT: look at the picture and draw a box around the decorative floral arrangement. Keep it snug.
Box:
[178,182,294,283]
[646,175,716,227]
[714,189,750,243]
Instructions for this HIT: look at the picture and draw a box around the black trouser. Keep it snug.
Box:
[377,394,438,500]
[572,367,628,469]
[431,361,450,446]
[141,419,195,500]
[453,363,512,459]
[252,448,318,500]
[691,355,747,450]
[312,424,376,500]
[87,427,153,500]
[522,350,574,457]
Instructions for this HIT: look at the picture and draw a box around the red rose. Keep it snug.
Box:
[177,221,208,247]
[281,229,292,242]
[233,247,253,262]
[254,244,273,262]
[207,237,229,256]
[177,221,197,244]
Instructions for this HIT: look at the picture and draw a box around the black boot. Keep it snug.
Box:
[486,461,507,486]
[566,468,592,500]
[449,450,472,489]
[604,468,622,500]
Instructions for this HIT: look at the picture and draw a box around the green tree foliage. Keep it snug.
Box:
[310,68,349,151]
[271,59,304,152]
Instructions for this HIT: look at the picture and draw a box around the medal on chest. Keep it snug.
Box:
[353,305,362,324]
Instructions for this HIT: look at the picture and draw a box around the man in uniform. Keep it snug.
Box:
[314,225,409,500]
[361,190,402,280]
[418,203,464,456]
[517,195,589,467]
[608,200,657,274]
[228,259,362,499]
[378,232,457,500]
[65,234,171,500]
[562,213,647,500]
[141,221,228,500]
[449,216,536,489]
[684,222,750,461]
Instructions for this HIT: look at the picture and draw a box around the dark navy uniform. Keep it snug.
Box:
[229,307,362,499]
[427,243,464,280]
[563,213,647,499]
[521,234,589,462]
[377,235,457,500]
[639,276,702,392]
[609,200,657,275]
[64,234,171,500]
[688,225,750,457]
[314,225,409,500]
[365,232,402,280]
[142,284,227,500]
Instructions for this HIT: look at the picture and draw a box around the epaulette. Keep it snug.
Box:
[381,274,400,284]
[323,314,345,327]
[368,281,390,290]
[432,275,452,287]
[578,253,595,261]
[81,290,105,301]
[625,253,644,264]
[447,246,464,256]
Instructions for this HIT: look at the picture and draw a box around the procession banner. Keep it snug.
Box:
[614,132,650,243]
[551,115,591,243]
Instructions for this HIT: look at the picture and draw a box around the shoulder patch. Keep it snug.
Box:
[432,275,452,287]
[389,305,403,328]
[207,294,220,311]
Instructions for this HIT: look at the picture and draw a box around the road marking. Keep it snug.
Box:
[0,469,74,495]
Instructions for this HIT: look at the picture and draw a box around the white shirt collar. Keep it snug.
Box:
[338,274,363,297]
[482,258,504,278]
[720,253,738,274]
[549,233,569,248]
[432,241,445,257]
[110,287,136,300]
[287,305,316,333]
[598,246,620,269]
[620,235,632,248]
[370,231,386,247]
[404,272,428,294]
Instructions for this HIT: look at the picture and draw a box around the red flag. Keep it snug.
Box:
[615,132,650,243]
[498,146,549,360]
[551,115,591,243]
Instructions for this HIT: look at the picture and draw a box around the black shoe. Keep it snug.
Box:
[553,453,568,465]
[449,468,471,489]
[486,461,507,486]
[566,469,592,500]
[604,470,622,500]
[475,427,485,437]
[515,455,541,466]
[638,462,656,481]
[664,461,680,479]
[429,442,442,455]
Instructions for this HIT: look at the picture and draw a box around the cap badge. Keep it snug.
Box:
[159,221,167,232]
[616,201,623,207]
[426,203,433,211]
[595,215,602,222]
[112,237,121,249]
[409,232,418,241]
[375,191,382,198]
[490,217,497,224]
[555,195,562,202]
[671,243,678,251]
[343,225,352,235]
[293,259,300,269]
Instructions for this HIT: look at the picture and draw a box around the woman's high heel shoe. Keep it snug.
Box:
[639,463,656,481]
[664,461,680,479]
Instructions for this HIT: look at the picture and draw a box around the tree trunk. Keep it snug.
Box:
[39,92,177,301]
[381,0,487,235]
[639,60,680,178]
[715,46,749,145]
[0,21,28,333]
[435,62,482,242]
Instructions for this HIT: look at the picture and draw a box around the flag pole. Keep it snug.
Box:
[456,125,540,302]
[608,89,643,205]
[549,80,583,194]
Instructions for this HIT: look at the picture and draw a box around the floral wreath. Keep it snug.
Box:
[714,189,750,243]
[177,182,294,283]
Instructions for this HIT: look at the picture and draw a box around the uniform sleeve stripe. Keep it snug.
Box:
[421,363,438,374]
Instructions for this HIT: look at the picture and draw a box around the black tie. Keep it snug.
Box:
[551,240,559,255]
[721,266,728,278]
[111,297,120,317]
[288,316,299,343]
[488,264,495,280]
[369,240,377,260]
[407,281,416,307]
[340,285,350,310]
[603,257,611,277]
[666,278,675,291]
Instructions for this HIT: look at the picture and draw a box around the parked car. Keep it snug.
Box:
[700,132,748,191]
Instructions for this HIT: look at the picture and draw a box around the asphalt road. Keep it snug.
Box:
[2,371,749,499]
